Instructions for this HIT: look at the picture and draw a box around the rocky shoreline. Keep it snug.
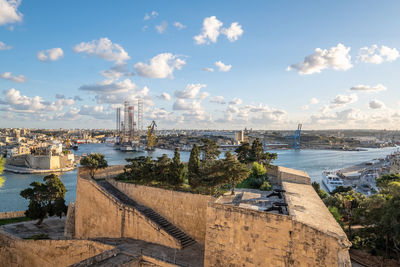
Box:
[4,165,76,174]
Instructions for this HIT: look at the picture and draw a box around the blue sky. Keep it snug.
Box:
[1,0,400,130]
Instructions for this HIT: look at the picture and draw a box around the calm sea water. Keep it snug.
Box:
[0,143,398,212]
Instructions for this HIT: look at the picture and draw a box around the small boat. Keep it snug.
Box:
[322,171,344,193]
[72,144,79,150]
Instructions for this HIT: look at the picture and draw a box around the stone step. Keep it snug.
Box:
[97,180,196,248]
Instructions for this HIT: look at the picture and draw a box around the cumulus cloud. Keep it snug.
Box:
[173,99,202,111]
[311,108,365,126]
[155,21,168,34]
[215,61,232,72]
[173,22,186,30]
[210,96,225,104]
[37,48,64,62]
[144,11,158,20]
[194,16,243,45]
[330,93,358,108]
[74,38,130,63]
[159,92,171,101]
[0,72,26,83]
[174,83,208,99]
[0,41,11,50]
[309,97,319,104]
[0,0,23,26]
[100,63,134,79]
[350,84,387,93]
[287,43,353,75]
[202,67,214,72]
[229,97,242,105]
[221,22,243,42]
[358,45,400,64]
[134,53,186,79]
[369,99,385,109]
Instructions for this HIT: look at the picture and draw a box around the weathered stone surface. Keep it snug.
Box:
[0,210,25,220]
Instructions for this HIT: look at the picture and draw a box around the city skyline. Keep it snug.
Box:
[1,0,400,130]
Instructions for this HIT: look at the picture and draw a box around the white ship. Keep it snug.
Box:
[322,171,344,193]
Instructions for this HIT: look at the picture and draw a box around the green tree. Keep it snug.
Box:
[376,173,400,188]
[20,174,67,225]
[0,156,5,188]
[235,142,251,164]
[312,181,328,199]
[199,138,221,163]
[262,152,278,167]
[154,154,172,184]
[80,153,108,179]
[169,148,185,187]
[222,151,250,195]
[188,144,201,187]
[250,138,264,164]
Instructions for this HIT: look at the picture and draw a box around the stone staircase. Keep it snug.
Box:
[97,180,196,249]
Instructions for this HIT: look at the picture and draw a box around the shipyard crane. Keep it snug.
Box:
[286,124,302,149]
[146,120,157,151]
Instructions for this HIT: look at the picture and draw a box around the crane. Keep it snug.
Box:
[286,124,302,149]
[146,120,157,150]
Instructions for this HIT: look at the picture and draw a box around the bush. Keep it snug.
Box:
[260,181,272,191]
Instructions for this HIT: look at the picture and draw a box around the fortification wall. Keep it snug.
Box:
[277,166,311,185]
[109,179,215,244]
[74,174,180,249]
[204,203,351,267]
[0,229,114,267]
[79,165,125,180]
[0,210,25,220]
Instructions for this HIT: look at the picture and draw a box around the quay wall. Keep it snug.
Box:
[204,203,351,267]
[0,229,114,267]
[74,172,181,249]
[109,179,215,245]
[0,210,25,220]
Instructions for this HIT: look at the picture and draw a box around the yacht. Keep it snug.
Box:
[322,171,344,193]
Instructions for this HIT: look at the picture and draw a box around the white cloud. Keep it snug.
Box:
[0,0,23,26]
[134,53,186,79]
[215,61,232,72]
[358,45,399,64]
[0,41,11,50]
[350,84,387,93]
[173,22,186,30]
[100,63,134,79]
[210,96,225,104]
[37,48,64,62]
[202,67,214,72]
[159,92,171,101]
[74,38,130,63]
[174,83,207,99]
[369,99,385,109]
[330,93,358,108]
[309,97,319,104]
[173,99,202,111]
[221,22,243,42]
[287,43,353,75]
[0,72,26,83]
[229,97,242,105]
[144,11,158,20]
[155,21,168,34]
[194,16,243,45]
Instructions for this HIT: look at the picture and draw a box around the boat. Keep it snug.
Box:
[322,171,344,193]
[72,144,79,150]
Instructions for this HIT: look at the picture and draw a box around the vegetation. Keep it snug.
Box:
[0,217,31,226]
[0,156,5,188]
[80,153,108,179]
[20,174,67,225]
[313,173,400,260]
[118,138,278,196]
[23,233,50,240]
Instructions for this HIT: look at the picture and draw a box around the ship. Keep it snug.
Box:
[322,171,344,193]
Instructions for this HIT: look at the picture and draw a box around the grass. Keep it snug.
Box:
[23,233,50,240]
[0,216,32,226]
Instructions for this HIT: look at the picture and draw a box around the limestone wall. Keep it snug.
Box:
[0,229,114,267]
[204,202,351,267]
[0,210,25,220]
[74,175,181,249]
[78,165,125,180]
[277,166,311,185]
[109,179,215,244]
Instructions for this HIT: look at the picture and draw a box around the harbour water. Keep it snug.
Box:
[0,143,398,212]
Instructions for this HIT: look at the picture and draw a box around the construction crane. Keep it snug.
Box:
[146,120,157,151]
[287,124,302,149]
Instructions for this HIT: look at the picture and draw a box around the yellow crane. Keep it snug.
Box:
[146,120,157,150]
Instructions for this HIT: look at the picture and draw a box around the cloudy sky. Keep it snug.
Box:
[1,0,400,130]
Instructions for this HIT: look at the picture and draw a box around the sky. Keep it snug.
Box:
[1,0,400,130]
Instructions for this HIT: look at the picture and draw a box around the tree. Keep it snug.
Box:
[262,152,278,167]
[169,148,185,187]
[250,138,264,164]
[20,174,67,225]
[312,181,328,199]
[235,142,251,164]
[188,144,201,187]
[199,138,220,163]
[222,151,250,195]
[80,153,108,179]
[0,156,5,188]
[155,154,171,184]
